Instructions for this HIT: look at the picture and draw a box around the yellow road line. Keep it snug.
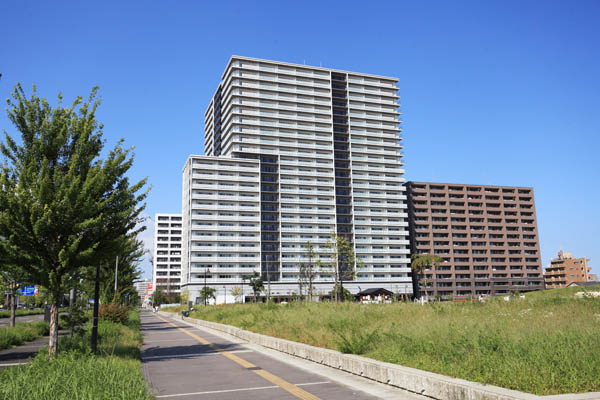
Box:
[154,315,321,400]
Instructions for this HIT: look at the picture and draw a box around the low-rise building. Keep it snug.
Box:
[544,251,592,288]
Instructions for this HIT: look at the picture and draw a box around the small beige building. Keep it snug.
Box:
[544,250,592,289]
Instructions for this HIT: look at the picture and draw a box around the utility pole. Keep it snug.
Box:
[266,264,271,303]
[91,264,100,355]
[69,287,76,310]
[240,276,244,304]
[204,268,210,306]
[114,256,119,294]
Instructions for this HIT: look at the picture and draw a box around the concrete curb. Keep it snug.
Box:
[158,312,599,400]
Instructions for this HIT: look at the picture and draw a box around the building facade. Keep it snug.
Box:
[134,279,152,303]
[181,56,412,304]
[544,251,592,288]
[406,182,544,298]
[152,213,183,295]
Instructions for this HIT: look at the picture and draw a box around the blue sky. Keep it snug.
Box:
[1,0,599,279]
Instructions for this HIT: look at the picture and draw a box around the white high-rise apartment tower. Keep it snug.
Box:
[182,56,411,304]
[152,213,183,295]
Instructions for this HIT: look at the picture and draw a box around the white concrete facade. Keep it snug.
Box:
[183,56,412,304]
[152,213,183,294]
[182,156,261,304]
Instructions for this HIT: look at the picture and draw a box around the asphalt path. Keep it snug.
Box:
[141,312,392,400]
[0,313,68,369]
[0,334,49,369]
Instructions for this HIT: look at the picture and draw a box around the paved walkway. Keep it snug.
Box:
[0,334,49,369]
[0,315,68,369]
[141,312,419,400]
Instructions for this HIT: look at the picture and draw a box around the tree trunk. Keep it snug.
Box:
[8,291,15,328]
[48,302,59,356]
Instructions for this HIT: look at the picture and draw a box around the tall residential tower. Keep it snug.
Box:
[152,213,183,295]
[182,56,411,303]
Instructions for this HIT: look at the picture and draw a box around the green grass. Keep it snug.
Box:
[181,286,600,395]
[0,310,151,400]
[0,321,49,350]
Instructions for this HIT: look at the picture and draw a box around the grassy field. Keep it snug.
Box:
[0,310,151,400]
[172,286,600,395]
[0,321,49,350]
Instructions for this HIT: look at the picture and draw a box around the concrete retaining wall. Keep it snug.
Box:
[159,312,599,400]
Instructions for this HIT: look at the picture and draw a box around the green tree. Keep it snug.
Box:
[325,234,360,303]
[328,284,354,302]
[299,241,318,302]
[60,297,88,340]
[248,272,264,303]
[411,253,442,299]
[230,286,243,303]
[199,287,216,305]
[80,236,145,305]
[181,287,190,309]
[152,289,167,307]
[0,258,31,327]
[0,85,148,355]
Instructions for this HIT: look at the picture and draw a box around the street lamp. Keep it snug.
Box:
[204,268,210,306]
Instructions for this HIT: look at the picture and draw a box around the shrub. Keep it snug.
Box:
[60,301,89,339]
[329,323,379,355]
[99,303,129,324]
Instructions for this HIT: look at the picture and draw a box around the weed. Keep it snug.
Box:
[328,321,379,354]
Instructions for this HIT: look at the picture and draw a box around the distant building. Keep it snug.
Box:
[153,213,183,294]
[134,279,152,302]
[544,251,592,289]
[406,182,544,299]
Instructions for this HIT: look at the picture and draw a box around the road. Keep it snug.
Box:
[141,312,423,399]
[0,313,45,328]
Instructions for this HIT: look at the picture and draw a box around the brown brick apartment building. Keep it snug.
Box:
[544,250,592,288]
[406,182,544,299]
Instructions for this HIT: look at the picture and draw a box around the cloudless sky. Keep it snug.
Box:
[1,0,599,279]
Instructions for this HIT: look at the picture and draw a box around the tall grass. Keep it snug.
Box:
[0,353,148,399]
[184,287,600,395]
[0,321,49,350]
[0,310,151,400]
